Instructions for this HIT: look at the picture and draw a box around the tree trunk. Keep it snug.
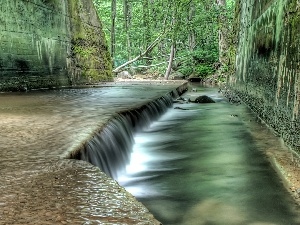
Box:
[123,0,131,60]
[143,0,152,65]
[164,7,177,80]
[188,2,196,51]
[164,43,175,80]
[217,0,228,65]
[111,0,116,62]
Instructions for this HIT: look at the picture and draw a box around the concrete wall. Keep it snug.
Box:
[230,0,300,152]
[0,0,112,91]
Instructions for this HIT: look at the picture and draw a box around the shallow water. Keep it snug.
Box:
[0,82,183,225]
[117,85,300,225]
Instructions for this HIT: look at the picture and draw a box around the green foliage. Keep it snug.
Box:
[195,65,215,77]
[177,48,218,78]
[192,49,219,64]
[93,0,234,80]
[178,66,193,78]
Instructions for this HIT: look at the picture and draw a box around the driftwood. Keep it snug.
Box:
[123,61,167,70]
[112,33,166,73]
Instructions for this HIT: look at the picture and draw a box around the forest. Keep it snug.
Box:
[93,0,235,82]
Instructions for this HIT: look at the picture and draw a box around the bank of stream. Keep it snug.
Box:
[116,84,300,225]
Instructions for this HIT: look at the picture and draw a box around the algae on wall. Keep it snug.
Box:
[67,0,112,84]
[0,0,71,91]
[0,0,112,91]
[231,0,300,151]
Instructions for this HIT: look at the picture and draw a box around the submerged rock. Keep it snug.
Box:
[175,96,189,104]
[194,95,215,103]
[174,107,189,110]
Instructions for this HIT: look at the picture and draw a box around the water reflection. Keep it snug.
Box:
[117,86,300,225]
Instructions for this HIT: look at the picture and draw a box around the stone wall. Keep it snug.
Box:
[0,0,112,91]
[230,0,300,152]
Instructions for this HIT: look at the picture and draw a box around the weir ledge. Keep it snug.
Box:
[69,83,187,179]
[0,81,187,225]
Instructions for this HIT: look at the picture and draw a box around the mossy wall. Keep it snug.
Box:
[0,0,112,91]
[230,0,300,152]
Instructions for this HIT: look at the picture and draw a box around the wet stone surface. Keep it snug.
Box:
[0,81,185,225]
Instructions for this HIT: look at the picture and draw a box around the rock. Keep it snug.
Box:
[176,97,187,101]
[170,71,185,80]
[174,107,189,110]
[194,95,215,103]
[175,97,188,103]
[176,97,185,101]
[117,71,132,79]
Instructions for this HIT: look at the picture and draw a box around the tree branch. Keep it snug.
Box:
[112,32,167,73]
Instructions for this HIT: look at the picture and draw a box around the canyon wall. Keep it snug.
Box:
[230,0,300,152]
[0,0,112,91]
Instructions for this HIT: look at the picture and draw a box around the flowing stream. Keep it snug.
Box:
[116,85,300,225]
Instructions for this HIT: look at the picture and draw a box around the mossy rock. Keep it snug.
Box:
[194,95,215,103]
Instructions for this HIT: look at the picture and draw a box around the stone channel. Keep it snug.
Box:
[0,81,187,225]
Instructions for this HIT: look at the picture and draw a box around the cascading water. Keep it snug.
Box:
[69,83,300,224]
[116,85,300,225]
[72,91,178,179]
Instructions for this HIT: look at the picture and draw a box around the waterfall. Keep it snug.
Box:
[71,85,187,179]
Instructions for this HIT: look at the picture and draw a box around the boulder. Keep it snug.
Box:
[194,95,215,103]
[117,71,132,79]
[170,71,185,80]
